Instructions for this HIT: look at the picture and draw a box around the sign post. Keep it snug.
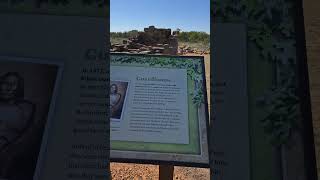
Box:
[159,165,174,180]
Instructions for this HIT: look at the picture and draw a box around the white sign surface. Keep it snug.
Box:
[110,66,189,144]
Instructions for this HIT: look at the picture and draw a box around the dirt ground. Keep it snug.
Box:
[110,163,210,180]
[110,54,211,180]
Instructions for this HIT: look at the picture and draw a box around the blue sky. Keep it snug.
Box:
[110,0,210,33]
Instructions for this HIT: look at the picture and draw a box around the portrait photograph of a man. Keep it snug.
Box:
[110,81,128,120]
[0,57,62,180]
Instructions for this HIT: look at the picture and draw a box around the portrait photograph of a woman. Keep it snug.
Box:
[0,58,61,180]
[110,81,128,120]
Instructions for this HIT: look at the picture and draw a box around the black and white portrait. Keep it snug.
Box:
[110,81,128,120]
[0,57,62,180]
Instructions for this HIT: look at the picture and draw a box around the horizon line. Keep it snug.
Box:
[110,29,210,34]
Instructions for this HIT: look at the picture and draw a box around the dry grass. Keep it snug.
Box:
[179,42,210,51]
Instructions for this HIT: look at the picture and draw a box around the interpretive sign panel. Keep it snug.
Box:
[110,53,210,167]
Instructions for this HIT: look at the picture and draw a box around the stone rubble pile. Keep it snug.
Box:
[177,45,210,55]
[110,26,178,55]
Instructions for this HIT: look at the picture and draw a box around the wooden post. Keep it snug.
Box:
[159,165,174,180]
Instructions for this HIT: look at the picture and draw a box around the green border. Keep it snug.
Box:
[247,43,279,180]
[213,0,304,179]
[110,55,202,155]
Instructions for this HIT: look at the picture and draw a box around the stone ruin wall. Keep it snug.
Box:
[111,26,209,55]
